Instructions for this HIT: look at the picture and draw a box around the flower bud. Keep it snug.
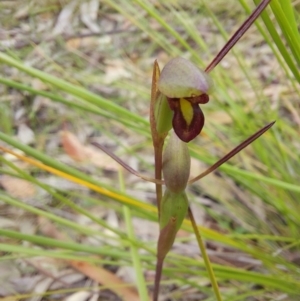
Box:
[162,130,190,193]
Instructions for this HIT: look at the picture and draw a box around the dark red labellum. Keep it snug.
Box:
[168,98,205,142]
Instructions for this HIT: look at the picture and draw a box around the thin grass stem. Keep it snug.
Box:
[188,207,223,301]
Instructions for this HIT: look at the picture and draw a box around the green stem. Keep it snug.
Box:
[188,207,223,301]
[153,258,164,301]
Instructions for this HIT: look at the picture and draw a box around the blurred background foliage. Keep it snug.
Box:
[0,0,299,300]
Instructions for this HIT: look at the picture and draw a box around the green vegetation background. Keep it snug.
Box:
[0,0,299,300]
